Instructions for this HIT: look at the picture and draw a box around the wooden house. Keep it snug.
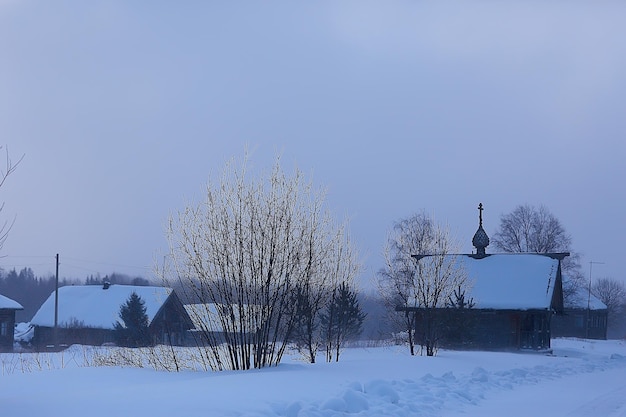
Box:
[397,204,566,352]
[0,293,23,352]
[551,282,608,340]
[183,303,268,347]
[30,284,193,350]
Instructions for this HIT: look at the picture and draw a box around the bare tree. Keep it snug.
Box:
[492,205,570,253]
[378,212,468,356]
[378,212,432,355]
[492,204,584,302]
[0,146,23,252]
[592,277,626,315]
[591,277,626,338]
[413,228,468,356]
[160,153,359,370]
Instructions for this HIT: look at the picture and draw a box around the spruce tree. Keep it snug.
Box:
[114,292,152,347]
[321,282,366,362]
[291,284,319,363]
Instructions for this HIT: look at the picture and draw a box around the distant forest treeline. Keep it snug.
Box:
[0,267,152,322]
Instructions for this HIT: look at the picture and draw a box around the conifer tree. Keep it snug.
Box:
[321,282,366,362]
[291,284,320,363]
[114,292,152,347]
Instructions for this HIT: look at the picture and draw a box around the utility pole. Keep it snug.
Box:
[586,261,604,339]
[54,253,59,348]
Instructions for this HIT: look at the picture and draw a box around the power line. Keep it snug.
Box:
[2,254,150,271]
[62,256,151,271]
[1,254,152,278]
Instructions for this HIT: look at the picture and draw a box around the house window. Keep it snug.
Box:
[0,321,7,337]
[574,315,584,328]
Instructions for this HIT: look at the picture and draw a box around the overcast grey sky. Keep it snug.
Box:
[1,1,625,289]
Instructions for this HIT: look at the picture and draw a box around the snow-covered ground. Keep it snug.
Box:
[1,339,625,417]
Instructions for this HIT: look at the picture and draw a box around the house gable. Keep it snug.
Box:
[0,293,23,352]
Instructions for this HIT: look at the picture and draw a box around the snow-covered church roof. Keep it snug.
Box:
[402,253,564,311]
[0,293,23,310]
[31,285,173,329]
[451,204,563,310]
[458,253,561,310]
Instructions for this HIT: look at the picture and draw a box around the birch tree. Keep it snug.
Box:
[378,212,433,355]
[413,231,468,356]
[160,154,359,370]
[378,212,468,356]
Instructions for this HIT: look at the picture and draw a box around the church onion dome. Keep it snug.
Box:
[472,203,490,256]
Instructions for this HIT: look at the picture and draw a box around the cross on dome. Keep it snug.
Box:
[472,202,490,257]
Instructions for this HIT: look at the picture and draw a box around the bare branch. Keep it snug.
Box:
[0,145,24,253]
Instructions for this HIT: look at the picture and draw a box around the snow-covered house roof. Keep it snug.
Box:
[575,294,606,311]
[562,278,607,310]
[184,303,261,333]
[459,253,561,310]
[185,303,223,332]
[0,293,23,310]
[31,285,173,329]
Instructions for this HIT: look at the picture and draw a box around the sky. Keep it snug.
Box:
[2,339,626,416]
[1,1,625,289]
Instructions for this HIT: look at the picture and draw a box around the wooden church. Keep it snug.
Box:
[397,204,567,352]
